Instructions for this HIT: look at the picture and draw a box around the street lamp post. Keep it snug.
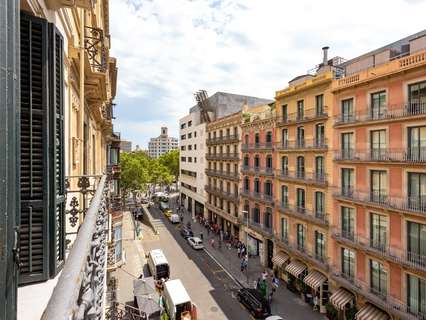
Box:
[242,210,249,286]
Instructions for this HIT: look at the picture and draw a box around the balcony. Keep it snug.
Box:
[205,202,239,225]
[240,190,275,206]
[107,163,121,179]
[334,148,426,164]
[276,107,328,126]
[334,102,426,127]
[249,220,274,237]
[331,270,423,320]
[205,169,239,181]
[206,134,240,145]
[241,142,274,152]
[331,228,426,273]
[42,175,111,319]
[277,203,329,226]
[275,170,328,186]
[274,138,328,151]
[334,188,426,216]
[241,166,274,177]
[205,152,240,161]
[84,26,107,73]
[205,185,239,203]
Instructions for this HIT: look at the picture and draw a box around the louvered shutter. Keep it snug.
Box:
[19,13,49,284]
[48,24,65,276]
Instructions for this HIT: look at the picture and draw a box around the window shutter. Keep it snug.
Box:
[48,24,65,276]
[19,13,50,284]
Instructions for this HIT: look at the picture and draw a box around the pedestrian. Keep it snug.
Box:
[180,214,183,224]
[207,226,210,235]
[262,269,268,281]
[210,238,215,248]
[255,277,261,290]
[200,232,203,241]
[240,259,245,272]
[237,247,241,258]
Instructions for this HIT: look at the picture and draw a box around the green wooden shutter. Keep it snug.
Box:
[19,13,50,285]
[48,24,65,276]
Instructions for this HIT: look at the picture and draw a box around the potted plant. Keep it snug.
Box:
[345,306,357,320]
[325,302,338,320]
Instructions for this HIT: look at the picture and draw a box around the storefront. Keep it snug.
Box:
[329,288,355,320]
[194,201,204,217]
[247,233,262,257]
[285,260,307,295]
[187,196,193,213]
[354,303,389,320]
[303,270,328,313]
[271,251,289,281]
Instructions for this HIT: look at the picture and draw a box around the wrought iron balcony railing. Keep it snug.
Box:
[84,26,107,73]
[205,169,239,180]
[205,185,239,202]
[241,142,274,151]
[240,190,274,206]
[334,147,426,163]
[276,202,329,226]
[274,138,328,151]
[275,169,327,185]
[43,175,109,320]
[331,270,423,320]
[249,220,273,237]
[334,102,426,126]
[241,166,274,176]
[206,134,240,145]
[205,202,239,225]
[205,152,240,160]
[276,107,328,125]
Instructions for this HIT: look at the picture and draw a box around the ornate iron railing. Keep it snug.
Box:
[42,175,109,320]
[84,26,107,72]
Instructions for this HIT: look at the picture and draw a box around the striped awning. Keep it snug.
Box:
[303,270,327,290]
[329,288,354,310]
[285,260,306,278]
[272,252,289,268]
[355,304,389,320]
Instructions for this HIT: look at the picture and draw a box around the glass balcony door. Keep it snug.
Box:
[341,248,355,280]
[315,123,325,146]
[370,129,387,160]
[408,172,426,211]
[370,91,387,120]
[370,170,388,203]
[341,168,354,196]
[370,260,387,297]
[407,221,426,266]
[341,98,354,122]
[408,126,426,161]
[341,132,354,159]
[341,206,355,240]
[370,213,387,251]
[408,80,426,114]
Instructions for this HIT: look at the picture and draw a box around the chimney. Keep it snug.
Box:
[322,46,329,66]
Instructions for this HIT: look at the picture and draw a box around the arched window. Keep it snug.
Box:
[297,156,305,178]
[316,123,325,147]
[244,134,249,145]
[297,127,305,147]
[255,133,260,144]
[253,206,260,223]
[315,156,324,180]
[281,156,288,175]
[254,155,260,169]
[281,185,289,207]
[282,129,288,147]
[266,131,272,144]
[315,191,325,217]
[264,180,273,196]
[254,178,260,193]
[296,188,306,212]
[243,156,250,167]
[266,155,273,169]
[244,176,250,191]
[264,207,272,228]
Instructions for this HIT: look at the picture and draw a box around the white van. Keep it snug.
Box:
[147,249,170,280]
[163,279,195,320]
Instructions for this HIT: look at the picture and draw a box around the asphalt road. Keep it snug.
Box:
[141,204,252,320]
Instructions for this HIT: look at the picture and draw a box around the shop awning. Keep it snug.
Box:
[303,270,327,290]
[272,252,289,268]
[355,304,389,320]
[285,260,306,278]
[329,288,354,310]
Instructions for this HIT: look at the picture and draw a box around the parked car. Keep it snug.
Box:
[265,316,284,320]
[163,209,173,218]
[169,213,180,224]
[187,237,204,250]
[237,288,271,318]
[180,227,194,239]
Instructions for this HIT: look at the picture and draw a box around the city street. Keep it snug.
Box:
[140,204,252,320]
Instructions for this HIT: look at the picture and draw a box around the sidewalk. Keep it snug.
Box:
[176,206,326,319]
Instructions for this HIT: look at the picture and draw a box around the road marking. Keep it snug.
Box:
[203,248,243,289]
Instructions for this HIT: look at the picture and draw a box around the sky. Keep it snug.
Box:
[109,0,426,149]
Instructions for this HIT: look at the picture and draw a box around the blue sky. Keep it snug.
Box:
[110,0,426,149]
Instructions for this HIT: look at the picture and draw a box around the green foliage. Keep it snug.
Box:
[158,149,179,180]
[325,302,338,320]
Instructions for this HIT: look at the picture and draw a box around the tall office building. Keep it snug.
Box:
[148,127,178,158]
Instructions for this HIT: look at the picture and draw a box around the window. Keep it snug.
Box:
[370,91,387,119]
[282,129,288,147]
[282,104,288,122]
[408,126,426,161]
[315,231,325,261]
[244,134,249,145]
[180,146,186,151]
[255,133,260,144]
[315,156,324,180]
[194,144,197,150]
[297,224,306,250]
[315,123,325,146]
[194,131,197,137]
[188,145,192,150]
[370,213,387,251]
[181,157,186,162]
[370,130,386,160]
[408,172,426,211]
[341,98,354,122]
[226,128,230,136]
[234,127,238,136]
[19,13,66,284]
[253,206,260,223]
[281,218,288,241]
[181,123,186,129]
[297,100,304,120]
[341,168,354,195]
[297,127,305,147]
[244,176,250,191]
[194,157,197,163]
[341,132,354,159]
[370,170,387,203]
[264,208,272,228]
[188,120,192,127]
[341,248,355,280]
[316,94,324,115]
[264,181,272,197]
[244,156,249,167]
[266,131,272,144]
[370,259,387,297]
[408,80,426,113]
[297,156,305,178]
[281,185,289,208]
[296,188,305,212]
[254,178,260,193]
[407,274,426,316]
[315,192,325,218]
[341,206,355,240]
[188,132,192,139]
[254,155,260,169]
[407,221,426,264]
[281,156,288,175]
[181,134,186,140]
[266,155,273,169]
[219,130,223,137]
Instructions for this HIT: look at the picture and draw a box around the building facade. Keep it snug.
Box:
[120,140,132,152]
[148,127,178,158]
[330,32,426,320]
[0,1,121,319]
[205,112,241,237]
[240,103,277,268]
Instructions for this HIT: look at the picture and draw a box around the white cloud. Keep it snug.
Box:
[110,0,426,147]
